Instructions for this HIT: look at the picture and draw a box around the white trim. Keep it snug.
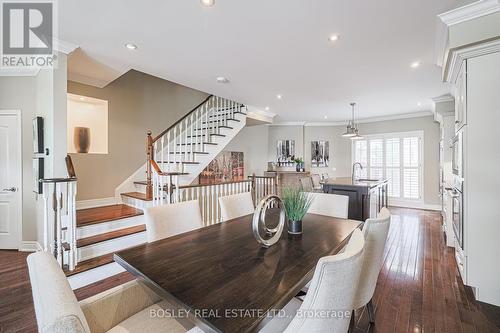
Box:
[0,67,41,77]
[54,38,79,55]
[432,94,454,103]
[444,37,500,83]
[68,262,126,290]
[76,197,119,210]
[389,200,441,211]
[0,110,22,250]
[19,241,42,252]
[272,112,433,127]
[438,0,500,26]
[68,72,112,89]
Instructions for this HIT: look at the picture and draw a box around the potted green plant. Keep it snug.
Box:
[293,157,304,172]
[282,186,313,234]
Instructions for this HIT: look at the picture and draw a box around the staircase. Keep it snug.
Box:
[61,95,248,288]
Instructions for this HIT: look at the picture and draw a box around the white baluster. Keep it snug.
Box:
[190,113,194,162]
[160,136,164,173]
[42,183,49,251]
[166,132,171,172]
[55,183,63,267]
[173,127,177,171]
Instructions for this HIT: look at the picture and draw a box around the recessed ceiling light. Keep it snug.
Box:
[410,61,421,69]
[276,94,283,100]
[324,115,328,119]
[328,34,339,42]
[79,97,85,101]
[125,43,137,50]
[417,102,422,106]
[200,0,215,7]
[265,106,270,111]
[216,76,229,83]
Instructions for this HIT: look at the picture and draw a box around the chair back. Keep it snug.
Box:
[145,200,203,242]
[285,229,365,333]
[353,207,391,309]
[27,252,91,333]
[307,192,349,219]
[219,192,254,222]
[299,177,313,192]
[311,174,322,190]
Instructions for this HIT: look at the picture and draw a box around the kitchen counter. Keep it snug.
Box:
[323,177,388,189]
[322,177,388,221]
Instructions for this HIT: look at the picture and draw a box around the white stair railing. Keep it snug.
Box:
[40,177,78,271]
[146,95,245,201]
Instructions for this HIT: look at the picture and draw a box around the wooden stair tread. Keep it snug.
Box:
[187,133,225,138]
[168,151,209,154]
[156,161,199,164]
[76,204,143,227]
[121,192,152,201]
[203,118,240,123]
[77,225,146,248]
[177,142,217,146]
[195,125,233,130]
[64,253,115,277]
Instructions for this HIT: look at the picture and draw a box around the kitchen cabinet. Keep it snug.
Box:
[454,61,467,133]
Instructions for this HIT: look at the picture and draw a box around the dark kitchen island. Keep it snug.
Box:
[322,177,389,221]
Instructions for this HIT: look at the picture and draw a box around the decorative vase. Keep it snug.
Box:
[296,163,301,172]
[74,127,91,153]
[288,219,302,234]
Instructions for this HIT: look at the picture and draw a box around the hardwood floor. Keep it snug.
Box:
[0,207,499,332]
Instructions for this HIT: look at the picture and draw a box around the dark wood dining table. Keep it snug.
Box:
[114,213,361,333]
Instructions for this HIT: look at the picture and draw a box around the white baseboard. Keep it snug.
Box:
[19,241,43,252]
[388,200,441,211]
[76,197,119,210]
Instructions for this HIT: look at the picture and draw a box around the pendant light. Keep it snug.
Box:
[342,102,358,138]
[350,103,363,140]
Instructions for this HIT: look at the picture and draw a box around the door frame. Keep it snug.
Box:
[0,110,22,249]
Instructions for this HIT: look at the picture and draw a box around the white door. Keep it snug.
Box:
[0,111,22,249]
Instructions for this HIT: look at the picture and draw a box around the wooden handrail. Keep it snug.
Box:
[151,95,214,143]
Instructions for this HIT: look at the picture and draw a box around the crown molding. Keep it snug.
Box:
[444,36,500,82]
[438,0,500,26]
[432,94,454,103]
[271,111,434,127]
[0,67,40,76]
[54,38,79,55]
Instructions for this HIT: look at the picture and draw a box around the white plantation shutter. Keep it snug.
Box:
[354,140,368,178]
[352,132,422,201]
[369,139,383,180]
[403,137,420,199]
[385,138,401,197]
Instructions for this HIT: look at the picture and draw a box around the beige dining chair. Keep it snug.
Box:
[352,207,391,323]
[299,177,314,192]
[219,192,255,222]
[260,229,365,333]
[27,251,202,333]
[307,192,349,219]
[311,174,323,191]
[145,200,203,242]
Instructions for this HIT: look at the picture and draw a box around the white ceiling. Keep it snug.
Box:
[60,0,469,122]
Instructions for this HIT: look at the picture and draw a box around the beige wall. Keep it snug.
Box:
[68,70,209,200]
[224,125,269,177]
[265,116,440,206]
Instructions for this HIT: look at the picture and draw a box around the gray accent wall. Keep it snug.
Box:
[68,70,209,200]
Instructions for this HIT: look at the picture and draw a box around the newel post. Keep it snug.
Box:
[250,173,256,204]
[146,131,153,200]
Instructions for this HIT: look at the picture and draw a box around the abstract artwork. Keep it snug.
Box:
[199,151,244,185]
[276,140,295,162]
[311,141,329,167]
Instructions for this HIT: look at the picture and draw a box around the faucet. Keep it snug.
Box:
[352,162,363,182]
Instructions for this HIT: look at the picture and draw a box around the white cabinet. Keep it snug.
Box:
[454,61,467,133]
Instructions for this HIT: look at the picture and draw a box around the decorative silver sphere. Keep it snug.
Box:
[252,195,285,247]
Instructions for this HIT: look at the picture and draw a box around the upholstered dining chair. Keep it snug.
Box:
[299,177,314,192]
[219,192,255,222]
[352,207,391,324]
[145,200,204,242]
[260,228,365,333]
[27,252,202,333]
[311,174,323,191]
[307,192,349,219]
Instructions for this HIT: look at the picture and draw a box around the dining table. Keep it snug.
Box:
[114,213,361,333]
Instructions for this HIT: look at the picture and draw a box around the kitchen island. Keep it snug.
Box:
[322,177,388,221]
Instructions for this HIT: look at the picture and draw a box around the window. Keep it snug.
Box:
[352,131,423,201]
